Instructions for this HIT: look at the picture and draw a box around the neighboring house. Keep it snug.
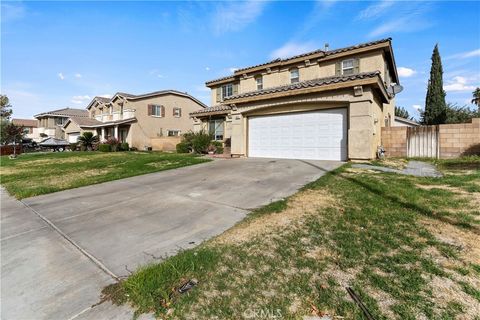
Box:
[394,116,419,127]
[12,119,37,139]
[191,38,400,161]
[63,90,206,149]
[33,108,89,142]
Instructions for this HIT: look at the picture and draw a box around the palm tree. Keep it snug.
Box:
[78,132,99,151]
[472,87,480,108]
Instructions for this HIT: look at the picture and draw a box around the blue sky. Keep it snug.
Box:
[2,0,479,119]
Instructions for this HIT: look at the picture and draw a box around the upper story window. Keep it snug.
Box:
[256,76,263,90]
[337,58,360,76]
[221,84,233,100]
[54,117,66,126]
[290,68,299,84]
[173,107,182,118]
[148,104,164,117]
[342,59,355,75]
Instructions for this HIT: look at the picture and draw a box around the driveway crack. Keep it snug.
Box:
[19,200,119,281]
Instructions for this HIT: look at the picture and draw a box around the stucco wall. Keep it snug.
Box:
[151,137,182,151]
[209,50,389,106]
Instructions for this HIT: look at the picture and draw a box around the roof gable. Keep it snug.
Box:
[206,38,399,86]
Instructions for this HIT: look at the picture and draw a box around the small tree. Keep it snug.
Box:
[0,95,13,120]
[78,132,99,151]
[422,44,447,125]
[394,106,412,119]
[445,102,480,124]
[472,87,480,109]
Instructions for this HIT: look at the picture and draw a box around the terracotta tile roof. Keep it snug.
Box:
[95,96,111,103]
[190,105,231,116]
[12,118,37,127]
[35,107,89,118]
[205,75,236,85]
[68,117,103,126]
[223,71,381,101]
[206,38,391,85]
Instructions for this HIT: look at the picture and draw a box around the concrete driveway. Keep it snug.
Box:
[1,158,342,320]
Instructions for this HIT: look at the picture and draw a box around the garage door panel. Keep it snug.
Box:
[248,108,347,161]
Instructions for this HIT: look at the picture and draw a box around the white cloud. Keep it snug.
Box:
[205,67,211,71]
[71,95,91,104]
[412,104,422,112]
[57,73,65,80]
[228,67,239,73]
[397,67,416,78]
[368,2,432,37]
[1,2,26,22]
[157,74,165,78]
[99,94,112,99]
[74,73,82,78]
[213,0,267,34]
[357,0,396,20]
[444,76,477,92]
[270,41,318,60]
[446,48,480,60]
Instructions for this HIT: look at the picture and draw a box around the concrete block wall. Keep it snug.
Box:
[381,118,480,158]
[381,126,407,157]
[438,118,480,158]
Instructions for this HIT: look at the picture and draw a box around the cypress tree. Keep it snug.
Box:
[422,44,447,125]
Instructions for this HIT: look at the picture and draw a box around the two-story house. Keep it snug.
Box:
[62,90,206,150]
[33,108,89,142]
[12,119,38,140]
[191,38,400,160]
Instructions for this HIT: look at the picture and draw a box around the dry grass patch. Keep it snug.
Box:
[422,218,480,265]
[215,189,338,245]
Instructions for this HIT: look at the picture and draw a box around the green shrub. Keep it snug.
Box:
[176,141,190,153]
[120,142,129,151]
[69,143,78,151]
[98,143,111,152]
[178,130,212,154]
[191,132,211,154]
[210,141,224,154]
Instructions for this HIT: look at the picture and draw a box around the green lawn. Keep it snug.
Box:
[0,151,210,199]
[104,157,480,320]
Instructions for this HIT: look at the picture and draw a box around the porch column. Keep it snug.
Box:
[114,125,119,139]
[101,127,105,141]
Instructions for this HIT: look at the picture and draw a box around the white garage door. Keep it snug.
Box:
[68,133,80,143]
[248,108,347,161]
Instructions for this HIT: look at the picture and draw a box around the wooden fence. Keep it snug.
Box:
[406,126,439,158]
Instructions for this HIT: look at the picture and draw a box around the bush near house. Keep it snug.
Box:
[119,142,129,151]
[98,144,111,152]
[176,141,190,153]
[69,143,78,151]
[210,141,224,154]
[177,130,212,154]
[106,137,120,152]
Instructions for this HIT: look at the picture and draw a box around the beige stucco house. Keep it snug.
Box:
[62,90,206,150]
[191,38,400,160]
[12,119,38,140]
[33,108,89,142]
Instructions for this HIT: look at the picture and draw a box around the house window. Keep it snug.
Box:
[256,76,263,90]
[221,84,233,100]
[209,119,224,141]
[54,117,66,126]
[152,105,162,117]
[168,130,181,137]
[290,68,299,83]
[173,107,182,118]
[342,59,355,75]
